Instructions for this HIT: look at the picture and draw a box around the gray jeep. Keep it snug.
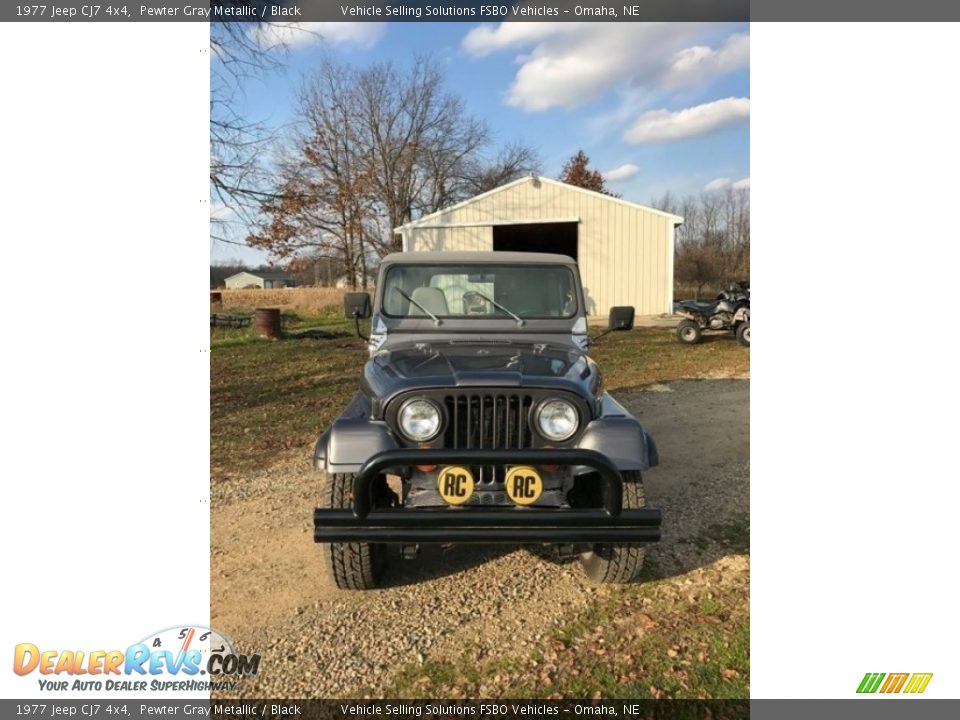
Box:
[313,251,661,589]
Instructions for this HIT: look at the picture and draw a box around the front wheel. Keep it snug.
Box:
[321,472,385,590]
[580,471,647,583]
[736,322,750,347]
[676,319,702,344]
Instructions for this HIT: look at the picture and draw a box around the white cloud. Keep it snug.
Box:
[461,23,748,112]
[704,176,750,192]
[461,22,583,57]
[252,22,386,51]
[705,177,732,192]
[662,33,750,88]
[602,163,640,182]
[624,97,750,144]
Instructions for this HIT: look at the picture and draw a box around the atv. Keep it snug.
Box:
[675,281,750,345]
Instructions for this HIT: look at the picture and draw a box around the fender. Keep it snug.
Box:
[314,420,401,473]
[575,393,659,471]
[314,392,401,473]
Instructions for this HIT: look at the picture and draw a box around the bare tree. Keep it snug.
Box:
[354,56,497,249]
[210,20,274,245]
[721,187,750,283]
[209,14,314,246]
[247,62,385,288]
[460,143,541,195]
[653,188,750,299]
[248,55,540,270]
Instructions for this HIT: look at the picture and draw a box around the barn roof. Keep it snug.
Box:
[395,176,684,232]
[225,270,294,282]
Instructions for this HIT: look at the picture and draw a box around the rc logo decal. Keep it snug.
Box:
[438,465,474,505]
[505,466,543,505]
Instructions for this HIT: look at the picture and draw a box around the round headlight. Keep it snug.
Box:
[536,399,579,441]
[398,399,442,441]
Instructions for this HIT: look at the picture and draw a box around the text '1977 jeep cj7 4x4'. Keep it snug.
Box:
[313,252,661,589]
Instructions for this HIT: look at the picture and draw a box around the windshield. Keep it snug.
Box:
[382,264,578,319]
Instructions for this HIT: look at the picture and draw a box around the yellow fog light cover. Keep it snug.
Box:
[505,466,543,506]
[437,465,474,505]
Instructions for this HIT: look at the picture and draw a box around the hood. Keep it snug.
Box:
[371,341,593,388]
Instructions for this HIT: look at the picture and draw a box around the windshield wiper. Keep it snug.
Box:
[473,291,525,327]
[394,288,441,326]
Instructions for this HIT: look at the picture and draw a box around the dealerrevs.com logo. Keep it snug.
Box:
[857,672,933,694]
[13,625,260,693]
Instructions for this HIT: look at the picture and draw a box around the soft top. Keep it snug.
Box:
[381,251,576,265]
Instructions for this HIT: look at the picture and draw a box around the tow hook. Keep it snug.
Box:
[400,544,420,560]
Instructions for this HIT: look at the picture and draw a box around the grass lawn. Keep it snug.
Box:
[387,573,749,699]
[210,312,748,481]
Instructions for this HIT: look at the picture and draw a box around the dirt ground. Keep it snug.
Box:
[211,379,749,698]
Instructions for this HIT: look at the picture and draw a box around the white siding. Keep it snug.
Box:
[224,272,264,289]
[403,226,492,252]
[402,178,679,316]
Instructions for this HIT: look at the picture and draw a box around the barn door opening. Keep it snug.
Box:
[492,222,578,261]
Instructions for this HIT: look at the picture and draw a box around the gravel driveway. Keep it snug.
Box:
[211,379,749,698]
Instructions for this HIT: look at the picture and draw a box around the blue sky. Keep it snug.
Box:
[212,22,749,265]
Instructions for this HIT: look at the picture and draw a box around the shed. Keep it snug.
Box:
[223,271,295,290]
[395,176,683,317]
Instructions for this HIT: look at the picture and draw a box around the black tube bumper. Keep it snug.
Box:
[313,448,662,544]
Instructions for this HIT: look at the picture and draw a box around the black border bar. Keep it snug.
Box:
[7,1,960,21]
[7,699,960,720]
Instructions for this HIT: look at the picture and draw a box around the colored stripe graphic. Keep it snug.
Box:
[904,673,933,694]
[880,673,908,693]
[858,672,932,694]
[856,673,885,693]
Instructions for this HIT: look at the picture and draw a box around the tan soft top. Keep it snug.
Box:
[381,251,576,265]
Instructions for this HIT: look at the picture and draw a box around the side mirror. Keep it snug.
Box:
[608,306,635,332]
[344,292,371,320]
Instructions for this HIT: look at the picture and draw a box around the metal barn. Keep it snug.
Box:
[395,176,682,317]
[223,271,295,290]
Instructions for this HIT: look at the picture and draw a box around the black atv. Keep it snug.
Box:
[675,281,749,346]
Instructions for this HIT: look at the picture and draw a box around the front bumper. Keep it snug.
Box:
[313,448,662,544]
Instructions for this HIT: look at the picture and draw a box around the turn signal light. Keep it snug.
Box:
[416,464,437,472]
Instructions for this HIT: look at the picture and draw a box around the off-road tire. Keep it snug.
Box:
[736,322,750,347]
[676,319,702,344]
[321,472,384,590]
[580,471,647,583]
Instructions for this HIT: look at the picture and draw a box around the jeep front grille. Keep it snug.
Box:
[445,393,534,449]
[385,389,590,453]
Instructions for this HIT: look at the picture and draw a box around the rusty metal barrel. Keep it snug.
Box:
[255,308,282,339]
